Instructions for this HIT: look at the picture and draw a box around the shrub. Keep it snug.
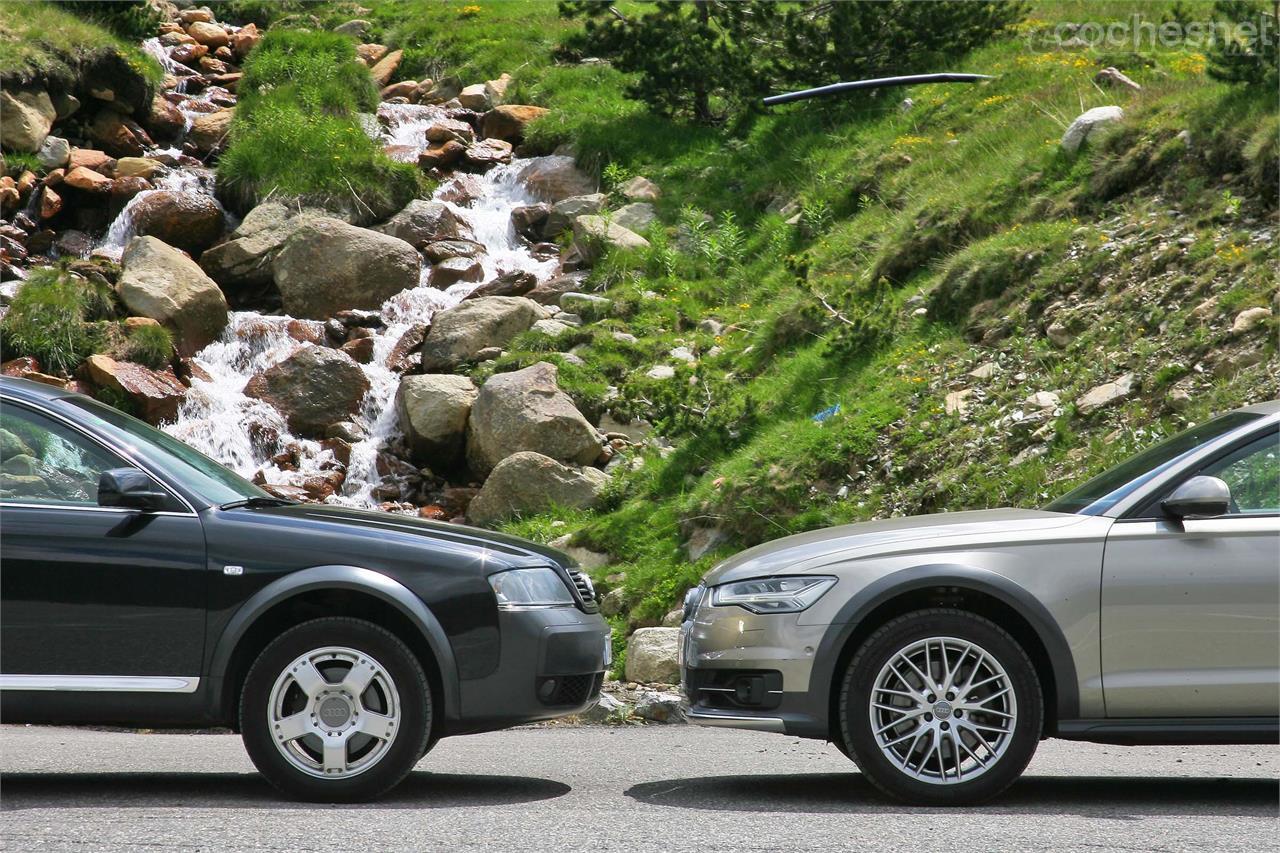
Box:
[0,267,106,374]
[123,323,175,369]
[1208,0,1279,88]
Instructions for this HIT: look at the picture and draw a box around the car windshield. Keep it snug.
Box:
[1043,412,1261,515]
[60,396,269,507]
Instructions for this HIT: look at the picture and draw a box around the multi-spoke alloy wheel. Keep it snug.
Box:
[869,636,1015,784]
[840,609,1043,806]
[240,618,432,802]
[267,646,401,779]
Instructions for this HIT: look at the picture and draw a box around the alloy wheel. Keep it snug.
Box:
[266,645,401,779]
[868,635,1017,785]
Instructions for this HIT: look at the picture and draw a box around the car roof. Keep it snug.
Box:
[1236,399,1280,416]
[0,375,77,404]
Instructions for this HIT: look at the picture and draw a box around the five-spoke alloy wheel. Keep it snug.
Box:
[241,618,432,802]
[839,609,1043,805]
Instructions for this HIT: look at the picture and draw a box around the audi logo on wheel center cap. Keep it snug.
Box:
[318,696,353,727]
[932,700,953,720]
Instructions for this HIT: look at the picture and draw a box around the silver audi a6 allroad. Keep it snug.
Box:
[680,401,1279,805]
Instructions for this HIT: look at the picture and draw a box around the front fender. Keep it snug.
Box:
[810,563,1081,731]
[204,565,460,722]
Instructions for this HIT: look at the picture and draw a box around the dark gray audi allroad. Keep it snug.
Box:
[0,376,611,802]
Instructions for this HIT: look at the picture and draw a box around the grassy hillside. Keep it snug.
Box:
[0,2,162,87]
[332,0,1277,660]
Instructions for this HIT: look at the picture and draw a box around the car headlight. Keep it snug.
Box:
[488,568,575,609]
[710,576,836,614]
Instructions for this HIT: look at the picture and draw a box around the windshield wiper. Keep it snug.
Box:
[220,496,296,510]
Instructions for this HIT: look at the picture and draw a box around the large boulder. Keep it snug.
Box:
[612,202,657,233]
[0,88,56,152]
[375,200,473,248]
[187,108,234,154]
[517,156,596,202]
[117,237,229,357]
[545,193,606,237]
[418,296,539,372]
[1061,106,1124,154]
[199,202,324,288]
[625,628,681,685]
[465,361,601,475]
[273,218,421,319]
[130,191,225,256]
[396,374,478,469]
[84,355,186,425]
[243,345,370,437]
[572,215,649,263]
[481,105,549,143]
[466,451,609,526]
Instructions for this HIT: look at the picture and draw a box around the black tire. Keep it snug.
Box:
[239,617,432,802]
[838,608,1043,806]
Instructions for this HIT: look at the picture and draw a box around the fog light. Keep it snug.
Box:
[733,675,766,705]
[537,678,558,703]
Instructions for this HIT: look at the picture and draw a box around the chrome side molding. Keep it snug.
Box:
[0,675,201,693]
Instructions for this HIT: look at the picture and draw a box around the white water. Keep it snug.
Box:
[161,160,556,507]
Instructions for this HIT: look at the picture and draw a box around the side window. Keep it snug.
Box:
[1200,432,1280,515]
[0,404,126,506]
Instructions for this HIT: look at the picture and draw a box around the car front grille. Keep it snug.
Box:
[537,672,605,707]
[567,567,598,610]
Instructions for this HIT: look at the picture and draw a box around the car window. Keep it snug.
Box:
[1200,431,1279,515]
[0,404,126,506]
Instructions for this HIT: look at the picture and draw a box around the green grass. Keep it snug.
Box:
[0,266,114,375]
[122,323,175,370]
[0,1,162,87]
[216,29,421,218]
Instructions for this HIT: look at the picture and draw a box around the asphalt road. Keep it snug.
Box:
[0,724,1276,852]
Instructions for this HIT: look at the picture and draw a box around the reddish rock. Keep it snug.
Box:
[171,42,209,66]
[436,174,485,205]
[261,483,310,502]
[340,336,376,363]
[369,49,403,87]
[188,108,234,154]
[63,166,113,193]
[187,21,230,49]
[356,43,389,65]
[286,319,326,344]
[111,176,153,203]
[463,138,513,169]
[380,80,419,101]
[243,345,370,437]
[302,471,345,500]
[386,323,427,373]
[481,105,550,143]
[417,140,465,170]
[68,148,115,174]
[418,505,447,520]
[230,23,261,60]
[89,110,153,158]
[430,256,484,287]
[39,186,62,219]
[425,117,474,144]
[2,356,41,376]
[84,354,186,425]
[147,94,186,140]
[130,191,226,255]
[44,168,65,186]
[198,55,230,75]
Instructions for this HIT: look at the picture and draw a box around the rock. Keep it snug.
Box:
[1045,320,1072,348]
[118,237,229,357]
[273,218,421,319]
[62,166,113,194]
[548,538,611,570]
[111,175,152,204]
[355,43,388,65]
[457,83,491,111]
[645,364,676,381]
[625,628,680,684]
[375,200,473,247]
[340,336,375,363]
[418,139,466,170]
[422,239,486,262]
[599,413,652,444]
[466,451,609,526]
[230,22,261,59]
[130,191,225,255]
[187,21,230,49]
[200,202,324,289]
[396,374,478,468]
[578,691,627,723]
[620,175,660,202]
[187,108,234,154]
[431,256,484,287]
[560,292,612,320]
[1075,373,1135,415]
[1060,105,1124,154]
[968,361,997,381]
[463,138,513,168]
[0,88,56,152]
[1212,344,1266,378]
[572,215,650,263]
[35,135,69,169]
[531,318,571,337]
[545,193,606,237]
[114,156,163,179]
[369,49,403,88]
[333,19,370,38]
[1167,379,1195,412]
[634,690,685,723]
[612,202,657,233]
[68,148,114,174]
[944,388,973,415]
[424,117,475,144]
[480,104,549,142]
[178,8,214,24]
[527,272,587,305]
[243,345,370,437]
[510,203,551,241]
[435,173,484,205]
[89,110,152,157]
[84,355,185,425]
[419,296,540,372]
[1094,66,1142,92]
[484,73,513,107]
[517,156,596,202]
[684,525,728,561]
[171,42,209,65]
[466,361,602,475]
[38,186,62,220]
[464,269,537,300]
[1231,306,1272,335]
[599,587,626,617]
[146,95,185,141]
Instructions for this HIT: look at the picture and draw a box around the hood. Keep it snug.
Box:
[226,503,575,569]
[702,508,1091,585]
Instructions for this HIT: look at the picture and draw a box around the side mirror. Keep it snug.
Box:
[1162,475,1231,520]
[98,467,170,511]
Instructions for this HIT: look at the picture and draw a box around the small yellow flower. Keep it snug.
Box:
[739,302,751,309]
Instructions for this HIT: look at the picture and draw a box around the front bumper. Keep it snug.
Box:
[680,599,831,739]
[449,606,610,736]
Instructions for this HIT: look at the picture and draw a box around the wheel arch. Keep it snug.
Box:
[813,564,1079,744]
[205,566,459,728]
